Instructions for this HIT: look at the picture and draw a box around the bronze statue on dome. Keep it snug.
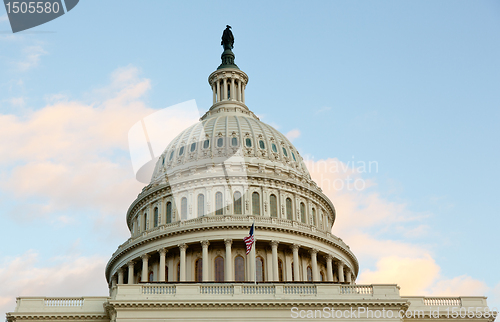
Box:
[221,25,234,50]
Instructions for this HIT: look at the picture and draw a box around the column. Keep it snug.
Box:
[216,80,221,102]
[127,261,134,284]
[292,244,300,281]
[201,240,209,281]
[337,261,345,283]
[179,243,187,282]
[111,275,117,287]
[346,268,352,284]
[310,249,319,282]
[230,78,235,100]
[271,241,279,281]
[224,239,232,281]
[158,248,167,282]
[141,254,149,282]
[212,83,216,104]
[223,78,227,100]
[237,81,242,102]
[326,255,334,282]
[117,268,124,284]
[242,84,245,103]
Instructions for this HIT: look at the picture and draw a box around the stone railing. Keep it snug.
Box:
[242,285,275,295]
[142,285,176,295]
[201,285,234,295]
[340,285,373,295]
[423,297,462,306]
[44,298,84,307]
[283,285,316,295]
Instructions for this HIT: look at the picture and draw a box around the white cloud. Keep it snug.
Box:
[18,45,47,71]
[0,252,108,315]
[286,129,301,141]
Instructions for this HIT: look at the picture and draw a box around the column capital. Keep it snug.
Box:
[270,240,279,248]
[141,254,150,261]
[224,238,233,246]
[178,243,188,251]
[127,260,135,267]
[337,260,345,267]
[291,244,300,251]
[309,248,318,256]
[158,248,168,255]
[201,240,210,248]
[326,254,334,261]
[117,268,123,274]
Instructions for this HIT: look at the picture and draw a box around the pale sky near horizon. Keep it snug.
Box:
[0,0,499,316]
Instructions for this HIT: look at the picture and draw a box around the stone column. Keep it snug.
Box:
[310,249,319,282]
[127,261,134,284]
[179,244,187,282]
[111,275,117,287]
[201,240,209,281]
[223,78,227,100]
[212,83,216,104]
[237,81,242,101]
[346,268,352,284]
[158,248,167,282]
[271,240,279,281]
[224,239,232,281]
[230,78,235,100]
[337,261,345,283]
[141,254,150,282]
[117,268,124,284]
[326,255,334,282]
[242,84,245,103]
[216,80,221,102]
[292,244,300,281]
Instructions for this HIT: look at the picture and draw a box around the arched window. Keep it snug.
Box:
[143,212,148,230]
[252,192,260,216]
[291,262,294,281]
[307,266,312,282]
[215,192,223,215]
[195,258,203,282]
[197,194,204,217]
[233,191,242,215]
[245,138,252,147]
[256,256,264,282]
[203,139,210,149]
[177,262,180,282]
[217,137,224,147]
[278,258,283,282]
[154,207,159,227]
[214,256,224,282]
[179,146,184,156]
[259,140,265,149]
[231,137,238,146]
[234,256,245,282]
[149,271,154,282]
[300,202,306,223]
[181,197,187,220]
[286,198,293,220]
[270,194,277,218]
[312,208,316,226]
[166,202,172,224]
[190,142,196,152]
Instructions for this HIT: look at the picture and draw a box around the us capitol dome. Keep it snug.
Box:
[7,26,495,322]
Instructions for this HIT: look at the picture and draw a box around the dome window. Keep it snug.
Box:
[169,151,174,160]
[162,156,165,165]
[259,140,265,150]
[179,146,185,156]
[181,197,187,220]
[282,147,288,157]
[217,137,224,148]
[203,139,210,149]
[233,191,242,214]
[215,192,223,215]
[292,152,296,161]
[245,138,252,147]
[190,142,197,152]
[271,143,277,153]
[231,137,238,146]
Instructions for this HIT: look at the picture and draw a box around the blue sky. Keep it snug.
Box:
[0,0,499,315]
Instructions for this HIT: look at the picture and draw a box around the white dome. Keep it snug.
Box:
[151,109,311,184]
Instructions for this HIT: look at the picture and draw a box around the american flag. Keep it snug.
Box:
[243,223,255,255]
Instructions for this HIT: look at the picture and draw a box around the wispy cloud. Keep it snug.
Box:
[17,45,47,71]
[286,129,300,141]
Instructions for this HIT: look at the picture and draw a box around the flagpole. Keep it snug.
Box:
[253,218,256,285]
